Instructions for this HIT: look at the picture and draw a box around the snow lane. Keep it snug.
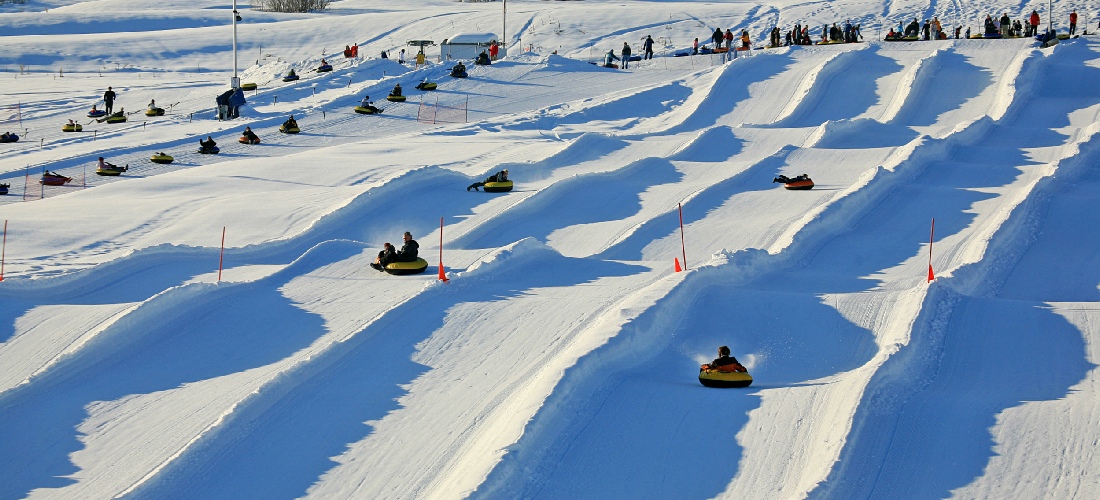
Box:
[808,41,1100,499]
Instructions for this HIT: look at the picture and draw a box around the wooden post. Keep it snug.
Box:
[0,220,7,281]
[218,226,226,282]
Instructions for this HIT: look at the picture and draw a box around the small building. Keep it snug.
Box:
[440,33,503,61]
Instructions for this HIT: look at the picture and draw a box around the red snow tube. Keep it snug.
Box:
[784,179,814,190]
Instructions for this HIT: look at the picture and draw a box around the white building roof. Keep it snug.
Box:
[445,33,499,45]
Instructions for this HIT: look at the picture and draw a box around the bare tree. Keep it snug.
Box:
[253,0,329,13]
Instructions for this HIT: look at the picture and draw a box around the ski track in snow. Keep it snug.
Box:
[2,1,1100,498]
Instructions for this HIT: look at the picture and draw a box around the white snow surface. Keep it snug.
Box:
[2,0,1100,498]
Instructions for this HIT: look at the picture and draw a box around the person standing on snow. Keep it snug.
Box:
[227,87,246,119]
[1070,10,1078,36]
[620,42,631,69]
[1029,10,1040,36]
[643,35,654,60]
[102,86,116,115]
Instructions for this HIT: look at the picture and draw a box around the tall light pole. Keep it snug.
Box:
[502,0,506,51]
[231,0,241,89]
[1048,0,1053,34]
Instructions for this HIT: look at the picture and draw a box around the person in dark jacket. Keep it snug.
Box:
[199,135,217,151]
[620,42,631,69]
[371,242,397,270]
[643,35,654,60]
[702,346,746,371]
[227,88,246,119]
[451,61,468,77]
[475,50,491,65]
[103,86,116,114]
[242,126,259,143]
[711,27,723,48]
[395,231,419,262]
[467,169,508,191]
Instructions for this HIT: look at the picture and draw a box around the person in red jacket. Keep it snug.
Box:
[1029,10,1041,36]
[488,41,499,60]
[1069,10,1078,36]
[723,29,733,50]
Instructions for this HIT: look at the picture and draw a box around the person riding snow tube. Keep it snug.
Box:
[199,137,219,154]
[145,107,165,117]
[0,183,9,195]
[386,83,405,102]
[358,103,385,115]
[150,152,174,164]
[102,110,127,124]
[239,127,260,144]
[40,171,73,185]
[282,70,299,82]
[0,132,19,143]
[279,116,300,133]
[773,174,814,190]
[415,79,437,90]
[62,121,83,132]
[450,62,468,78]
[95,164,128,176]
[317,59,333,73]
[374,257,429,275]
[88,108,106,118]
[698,346,753,388]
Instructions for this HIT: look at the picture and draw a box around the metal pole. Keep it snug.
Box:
[503,0,507,49]
[232,0,240,88]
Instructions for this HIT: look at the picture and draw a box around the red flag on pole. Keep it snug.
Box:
[927,218,935,282]
[678,203,687,271]
[438,216,448,282]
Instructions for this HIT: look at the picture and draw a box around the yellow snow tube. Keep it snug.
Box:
[383,258,429,275]
[62,123,83,132]
[699,367,753,388]
[150,153,174,164]
[483,180,513,192]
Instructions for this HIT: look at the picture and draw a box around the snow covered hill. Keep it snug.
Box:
[2,1,1099,498]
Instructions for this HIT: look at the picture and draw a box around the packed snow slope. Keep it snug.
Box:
[2,0,1100,498]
